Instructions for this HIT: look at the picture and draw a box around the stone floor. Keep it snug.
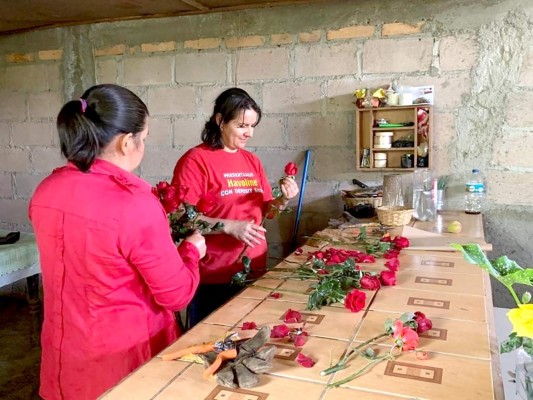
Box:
[0,295,41,400]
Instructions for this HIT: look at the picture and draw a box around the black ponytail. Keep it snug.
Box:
[57,84,149,172]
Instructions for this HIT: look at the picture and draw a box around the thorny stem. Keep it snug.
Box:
[327,352,395,387]
[320,332,390,376]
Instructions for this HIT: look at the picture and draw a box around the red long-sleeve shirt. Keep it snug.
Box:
[30,159,200,400]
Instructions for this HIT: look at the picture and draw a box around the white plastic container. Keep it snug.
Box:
[374,131,393,149]
[374,152,387,168]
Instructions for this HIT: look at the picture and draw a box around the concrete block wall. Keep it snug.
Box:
[1,0,532,305]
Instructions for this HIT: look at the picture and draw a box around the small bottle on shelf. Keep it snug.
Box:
[465,169,485,214]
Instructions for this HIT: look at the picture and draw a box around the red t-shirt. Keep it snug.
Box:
[172,143,273,284]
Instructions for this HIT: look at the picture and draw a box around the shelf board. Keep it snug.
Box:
[359,168,416,171]
[371,147,415,151]
[373,127,414,131]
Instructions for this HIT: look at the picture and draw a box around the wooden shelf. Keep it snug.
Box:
[355,105,432,171]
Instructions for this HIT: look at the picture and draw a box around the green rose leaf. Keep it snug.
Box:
[500,333,523,354]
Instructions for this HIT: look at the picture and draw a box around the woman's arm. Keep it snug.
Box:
[198,215,266,248]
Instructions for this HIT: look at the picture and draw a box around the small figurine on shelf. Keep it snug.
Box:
[371,88,386,107]
[353,89,367,108]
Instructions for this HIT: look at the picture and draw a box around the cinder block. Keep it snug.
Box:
[399,73,470,108]
[493,133,533,169]
[140,149,183,176]
[0,173,13,197]
[295,42,357,77]
[14,173,45,198]
[0,148,30,172]
[0,199,30,225]
[432,112,456,147]
[506,92,533,127]
[271,33,292,45]
[382,22,425,37]
[0,123,10,145]
[327,78,391,112]
[363,38,433,73]
[263,82,322,113]
[236,48,289,81]
[327,25,375,40]
[29,92,62,119]
[146,118,172,147]
[141,41,177,53]
[183,38,221,50]
[518,49,533,87]
[312,147,357,180]
[225,35,265,49]
[299,31,321,43]
[299,181,339,213]
[123,56,173,86]
[440,35,479,71]
[46,64,61,91]
[173,118,205,148]
[38,50,63,61]
[487,171,533,205]
[96,59,118,84]
[251,148,303,183]
[146,86,196,115]
[31,148,65,173]
[3,64,50,92]
[251,116,284,147]
[12,122,54,146]
[0,93,26,121]
[175,53,227,83]
[6,53,34,63]
[94,45,126,57]
[287,115,349,146]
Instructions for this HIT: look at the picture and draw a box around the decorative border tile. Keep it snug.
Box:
[205,385,269,400]
[421,260,455,268]
[407,297,450,310]
[279,311,325,325]
[267,343,301,360]
[384,361,443,384]
[419,327,448,341]
[414,276,453,286]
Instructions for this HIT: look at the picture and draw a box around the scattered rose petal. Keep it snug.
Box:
[380,270,397,286]
[384,249,400,259]
[296,352,315,368]
[385,258,400,271]
[284,309,302,323]
[241,321,257,330]
[294,247,303,255]
[360,274,381,290]
[293,334,308,347]
[271,324,291,338]
[416,350,429,360]
[269,292,282,299]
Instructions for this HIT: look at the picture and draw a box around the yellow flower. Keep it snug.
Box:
[508,304,533,338]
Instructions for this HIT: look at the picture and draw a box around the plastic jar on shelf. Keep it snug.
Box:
[374,152,387,168]
[374,131,393,149]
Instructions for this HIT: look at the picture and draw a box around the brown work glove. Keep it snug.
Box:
[199,326,276,388]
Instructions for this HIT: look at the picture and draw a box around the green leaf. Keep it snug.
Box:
[212,222,224,232]
[500,332,523,354]
[451,243,498,276]
[522,337,533,356]
[242,256,251,273]
[492,256,523,276]
[499,270,533,288]
[272,186,282,199]
[384,318,394,334]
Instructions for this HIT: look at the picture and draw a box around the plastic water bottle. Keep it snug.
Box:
[465,169,485,214]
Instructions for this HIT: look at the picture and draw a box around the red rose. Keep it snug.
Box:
[360,274,381,290]
[284,309,302,323]
[344,289,367,313]
[176,185,189,203]
[414,311,433,333]
[384,249,400,259]
[242,321,257,330]
[284,162,298,176]
[385,258,400,271]
[393,236,410,250]
[380,270,397,286]
[270,324,291,338]
[380,235,391,242]
[197,193,217,214]
[356,253,376,263]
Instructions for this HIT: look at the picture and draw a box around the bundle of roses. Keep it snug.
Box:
[292,235,409,311]
[152,181,224,243]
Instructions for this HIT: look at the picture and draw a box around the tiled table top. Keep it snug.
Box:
[101,215,503,400]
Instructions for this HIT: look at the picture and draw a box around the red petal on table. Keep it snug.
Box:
[241,321,257,330]
[293,334,308,347]
[416,350,429,360]
[284,309,302,323]
[294,247,303,255]
[271,324,291,338]
[269,292,282,299]
[296,352,315,368]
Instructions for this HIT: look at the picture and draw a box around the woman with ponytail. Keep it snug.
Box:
[29,84,206,400]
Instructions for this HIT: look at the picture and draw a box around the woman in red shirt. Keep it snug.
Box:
[172,88,299,328]
[29,84,206,400]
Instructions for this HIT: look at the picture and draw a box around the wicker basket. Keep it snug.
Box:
[376,206,414,226]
